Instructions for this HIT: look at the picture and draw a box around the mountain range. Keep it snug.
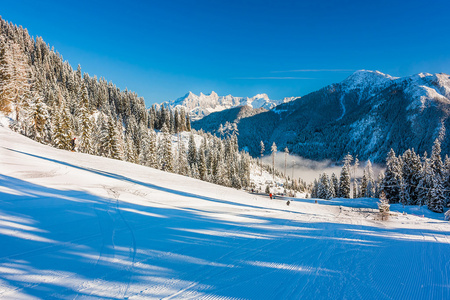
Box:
[190,70,450,163]
[161,91,297,120]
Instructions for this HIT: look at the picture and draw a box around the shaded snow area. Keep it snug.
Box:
[1,126,450,299]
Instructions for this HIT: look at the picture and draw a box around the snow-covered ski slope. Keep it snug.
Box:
[1,126,449,300]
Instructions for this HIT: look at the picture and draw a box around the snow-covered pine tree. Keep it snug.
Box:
[177,135,189,176]
[352,156,359,198]
[147,129,158,168]
[0,38,32,124]
[26,91,49,143]
[198,138,207,181]
[317,173,332,199]
[52,105,72,150]
[375,172,384,198]
[381,149,402,203]
[0,36,14,114]
[366,160,375,198]
[139,128,151,165]
[401,149,422,205]
[338,153,352,198]
[431,139,444,179]
[417,153,432,207]
[99,115,122,159]
[378,191,390,220]
[77,83,93,154]
[187,132,197,168]
[124,132,138,163]
[361,169,368,198]
[444,155,450,206]
[428,171,445,213]
[428,139,445,212]
[173,109,179,133]
[186,114,191,131]
[271,142,277,182]
[239,152,251,189]
[159,124,173,172]
[311,179,318,198]
[331,173,339,197]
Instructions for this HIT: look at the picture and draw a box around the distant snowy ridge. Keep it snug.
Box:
[160,91,298,120]
[192,70,450,162]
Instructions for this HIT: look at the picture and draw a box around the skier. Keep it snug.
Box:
[286,200,290,206]
[269,193,273,200]
[71,137,76,151]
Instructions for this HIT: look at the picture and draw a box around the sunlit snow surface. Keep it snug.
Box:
[1,125,449,299]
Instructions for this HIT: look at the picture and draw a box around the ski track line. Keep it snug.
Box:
[114,188,137,299]
[200,219,320,299]
[158,218,293,299]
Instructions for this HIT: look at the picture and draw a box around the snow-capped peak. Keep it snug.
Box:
[343,70,398,91]
[163,92,298,120]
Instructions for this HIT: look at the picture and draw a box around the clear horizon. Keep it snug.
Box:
[2,0,450,106]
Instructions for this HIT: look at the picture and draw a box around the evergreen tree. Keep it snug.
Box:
[361,169,368,198]
[401,149,422,205]
[431,139,444,179]
[444,155,450,206]
[271,142,277,182]
[382,149,402,203]
[366,160,375,198]
[198,138,207,181]
[428,172,445,213]
[52,106,72,150]
[187,132,197,168]
[338,154,352,198]
[176,135,189,175]
[147,129,158,168]
[331,173,339,197]
[0,36,13,114]
[99,116,122,159]
[26,92,48,143]
[160,124,173,172]
[77,83,93,154]
[317,173,332,199]
[417,154,432,207]
[428,140,445,212]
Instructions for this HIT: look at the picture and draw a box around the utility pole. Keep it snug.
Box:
[271,142,277,184]
[292,160,295,180]
[260,141,265,176]
[284,147,289,178]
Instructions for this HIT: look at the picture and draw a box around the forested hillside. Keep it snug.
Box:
[0,16,252,189]
[193,70,450,163]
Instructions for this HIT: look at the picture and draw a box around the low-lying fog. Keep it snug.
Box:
[261,153,384,183]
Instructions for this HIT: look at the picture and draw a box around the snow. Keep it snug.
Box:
[163,91,298,120]
[343,70,398,92]
[1,125,450,299]
[336,95,346,121]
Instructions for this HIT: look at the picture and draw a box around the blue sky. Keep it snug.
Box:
[2,0,450,105]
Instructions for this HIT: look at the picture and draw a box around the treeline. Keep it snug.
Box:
[311,139,450,213]
[0,16,251,189]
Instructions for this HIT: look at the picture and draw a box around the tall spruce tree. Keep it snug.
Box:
[339,154,352,198]
[382,149,403,203]
[401,149,422,205]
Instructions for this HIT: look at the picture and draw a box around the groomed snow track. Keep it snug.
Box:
[1,126,450,299]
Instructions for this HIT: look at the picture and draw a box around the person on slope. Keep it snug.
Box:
[71,137,77,152]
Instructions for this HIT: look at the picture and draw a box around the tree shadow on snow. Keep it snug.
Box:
[1,160,450,299]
